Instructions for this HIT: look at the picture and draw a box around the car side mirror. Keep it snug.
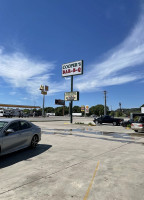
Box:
[5,129,14,135]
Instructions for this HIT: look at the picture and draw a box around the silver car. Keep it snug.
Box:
[0,119,41,156]
[131,122,144,132]
[131,117,144,132]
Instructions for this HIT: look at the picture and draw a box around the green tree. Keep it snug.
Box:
[109,111,115,117]
[23,109,30,114]
[89,104,109,116]
[115,111,122,117]
[45,107,55,113]
[55,106,63,116]
[64,106,69,115]
[32,108,42,116]
[72,106,81,113]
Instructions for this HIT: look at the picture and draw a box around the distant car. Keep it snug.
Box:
[0,119,41,156]
[131,117,144,132]
[93,115,123,126]
[23,113,30,118]
[131,123,144,132]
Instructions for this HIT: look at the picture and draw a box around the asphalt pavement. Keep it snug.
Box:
[0,119,144,200]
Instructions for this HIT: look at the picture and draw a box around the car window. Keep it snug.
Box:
[138,117,144,123]
[7,122,20,132]
[20,121,31,130]
[0,121,8,130]
[105,116,110,119]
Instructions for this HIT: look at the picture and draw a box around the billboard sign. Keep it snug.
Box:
[41,91,47,95]
[81,105,85,112]
[62,60,83,77]
[45,85,49,91]
[141,107,144,113]
[65,91,79,101]
[39,85,44,90]
[55,99,65,106]
[85,105,89,114]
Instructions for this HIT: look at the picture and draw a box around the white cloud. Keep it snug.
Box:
[0,5,144,97]
[0,50,59,96]
[0,50,69,97]
[75,6,144,91]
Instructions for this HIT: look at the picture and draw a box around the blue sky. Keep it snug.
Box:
[0,0,143,110]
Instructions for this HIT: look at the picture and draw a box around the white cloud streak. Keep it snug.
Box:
[0,50,66,96]
[0,5,144,97]
[75,6,144,91]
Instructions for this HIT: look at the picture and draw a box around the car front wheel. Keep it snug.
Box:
[113,122,117,126]
[95,120,99,125]
[31,135,39,148]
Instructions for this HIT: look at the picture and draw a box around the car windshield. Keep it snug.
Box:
[0,121,8,130]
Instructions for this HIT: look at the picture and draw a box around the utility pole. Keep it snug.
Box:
[119,102,121,111]
[104,91,107,115]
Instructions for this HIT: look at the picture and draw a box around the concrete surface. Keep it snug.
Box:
[0,120,144,200]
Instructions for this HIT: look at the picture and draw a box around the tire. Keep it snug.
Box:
[134,130,138,132]
[31,135,39,148]
[95,121,99,125]
[113,122,117,126]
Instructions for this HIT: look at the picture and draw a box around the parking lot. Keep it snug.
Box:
[0,118,144,200]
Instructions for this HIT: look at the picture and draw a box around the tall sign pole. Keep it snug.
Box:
[42,94,45,117]
[40,85,49,117]
[70,75,73,123]
[62,60,83,123]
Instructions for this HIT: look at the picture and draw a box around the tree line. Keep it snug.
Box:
[23,104,108,116]
[23,104,143,117]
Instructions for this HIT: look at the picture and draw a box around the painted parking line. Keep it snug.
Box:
[83,161,100,200]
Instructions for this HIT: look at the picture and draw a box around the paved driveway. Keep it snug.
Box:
[0,121,144,200]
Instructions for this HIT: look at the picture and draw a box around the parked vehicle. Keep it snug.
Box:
[46,113,55,117]
[121,119,134,127]
[93,115,123,126]
[131,117,144,132]
[23,113,30,118]
[0,109,13,118]
[0,119,41,156]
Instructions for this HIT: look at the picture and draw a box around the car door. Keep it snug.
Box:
[2,121,22,154]
[103,116,109,123]
[19,121,33,146]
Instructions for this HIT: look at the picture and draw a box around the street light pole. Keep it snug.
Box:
[40,85,48,118]
[42,94,45,117]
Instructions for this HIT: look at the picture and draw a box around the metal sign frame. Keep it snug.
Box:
[65,91,79,101]
[62,60,83,77]
[55,99,65,106]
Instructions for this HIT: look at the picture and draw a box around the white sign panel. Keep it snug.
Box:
[62,60,83,77]
[65,91,79,101]
[85,105,89,114]
[141,107,144,113]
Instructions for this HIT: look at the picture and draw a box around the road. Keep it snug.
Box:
[0,120,144,200]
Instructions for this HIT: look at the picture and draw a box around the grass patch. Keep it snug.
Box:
[75,122,84,124]
[88,122,96,126]
[127,124,131,128]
